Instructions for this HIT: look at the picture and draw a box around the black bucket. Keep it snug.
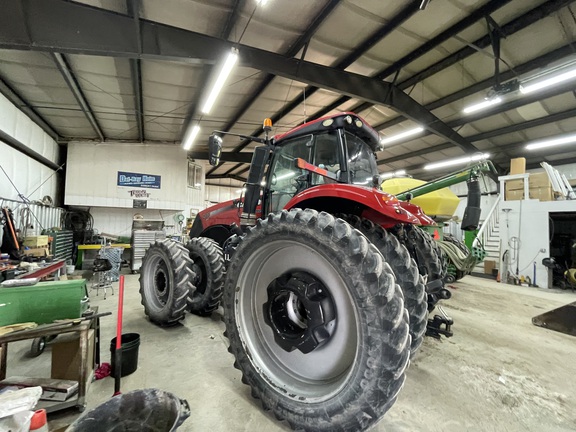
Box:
[66,389,190,432]
[110,333,140,377]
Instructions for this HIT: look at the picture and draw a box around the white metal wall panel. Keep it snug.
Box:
[89,207,182,237]
[0,93,59,164]
[0,198,63,237]
[65,142,189,210]
[0,141,59,202]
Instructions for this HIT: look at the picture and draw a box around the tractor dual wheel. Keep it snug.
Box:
[185,237,225,316]
[222,209,410,432]
[139,239,195,326]
[338,215,427,355]
[393,225,445,311]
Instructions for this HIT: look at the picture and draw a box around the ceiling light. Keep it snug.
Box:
[462,97,502,114]
[526,133,576,151]
[256,0,268,5]
[380,127,424,145]
[201,48,239,114]
[182,125,201,150]
[520,67,576,95]
[424,153,489,170]
[380,170,406,180]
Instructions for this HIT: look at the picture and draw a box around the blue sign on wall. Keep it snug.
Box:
[117,171,161,189]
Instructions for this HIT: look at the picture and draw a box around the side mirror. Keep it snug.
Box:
[208,134,223,166]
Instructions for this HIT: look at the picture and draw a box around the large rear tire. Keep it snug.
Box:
[393,225,445,311]
[339,215,427,355]
[185,237,225,316]
[139,239,194,326]
[222,209,410,432]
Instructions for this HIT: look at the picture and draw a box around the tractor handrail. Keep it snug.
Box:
[473,193,501,248]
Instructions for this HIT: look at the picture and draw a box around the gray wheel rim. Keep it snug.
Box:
[142,252,171,312]
[235,240,358,402]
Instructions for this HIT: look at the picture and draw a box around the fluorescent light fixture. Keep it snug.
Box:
[257,0,268,4]
[182,125,201,150]
[380,170,406,180]
[201,48,239,114]
[424,153,489,170]
[526,133,576,151]
[520,68,576,94]
[380,127,424,145]
[463,97,502,114]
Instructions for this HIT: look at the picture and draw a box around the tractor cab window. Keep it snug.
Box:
[310,132,342,186]
[345,132,378,186]
[268,135,312,213]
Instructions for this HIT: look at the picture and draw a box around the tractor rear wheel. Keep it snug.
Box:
[139,239,194,326]
[185,237,225,316]
[393,225,445,311]
[339,215,427,355]
[222,209,410,432]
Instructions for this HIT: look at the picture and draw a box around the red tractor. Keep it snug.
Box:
[139,113,463,431]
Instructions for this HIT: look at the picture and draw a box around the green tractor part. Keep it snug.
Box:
[438,235,487,283]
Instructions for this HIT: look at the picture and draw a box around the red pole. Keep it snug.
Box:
[113,275,125,396]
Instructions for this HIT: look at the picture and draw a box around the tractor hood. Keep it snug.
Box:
[285,184,421,226]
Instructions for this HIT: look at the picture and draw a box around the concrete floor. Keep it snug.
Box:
[7,274,576,431]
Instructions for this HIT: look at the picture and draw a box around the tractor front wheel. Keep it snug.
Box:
[222,209,410,432]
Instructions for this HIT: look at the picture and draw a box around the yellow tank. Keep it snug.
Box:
[382,178,460,221]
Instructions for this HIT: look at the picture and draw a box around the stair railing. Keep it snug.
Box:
[473,194,501,249]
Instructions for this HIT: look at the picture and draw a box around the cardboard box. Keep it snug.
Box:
[484,260,497,275]
[510,157,526,175]
[23,235,49,248]
[505,179,525,192]
[530,186,554,201]
[505,189,524,201]
[22,247,50,257]
[51,329,95,381]
[529,171,551,189]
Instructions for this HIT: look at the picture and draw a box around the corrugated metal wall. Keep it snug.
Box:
[1,198,63,237]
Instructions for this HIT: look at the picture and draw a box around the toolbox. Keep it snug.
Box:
[0,280,89,326]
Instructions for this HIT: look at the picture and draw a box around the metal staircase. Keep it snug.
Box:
[473,195,501,275]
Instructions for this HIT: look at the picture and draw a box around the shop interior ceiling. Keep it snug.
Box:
[0,0,575,182]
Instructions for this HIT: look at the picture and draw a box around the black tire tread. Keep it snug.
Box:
[185,237,225,316]
[139,239,194,325]
[339,215,427,355]
[222,209,411,432]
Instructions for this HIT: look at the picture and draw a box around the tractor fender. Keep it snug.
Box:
[284,184,420,228]
[193,199,252,245]
[399,201,436,226]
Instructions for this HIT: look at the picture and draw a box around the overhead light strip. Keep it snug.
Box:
[380,170,406,180]
[424,153,489,170]
[182,125,201,150]
[380,127,424,145]
[520,67,576,94]
[526,133,576,151]
[202,48,239,114]
[462,97,502,114]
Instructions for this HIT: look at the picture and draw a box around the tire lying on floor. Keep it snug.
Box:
[139,239,195,326]
[339,214,427,356]
[185,237,225,316]
[222,209,411,432]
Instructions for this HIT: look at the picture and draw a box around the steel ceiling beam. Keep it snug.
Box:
[376,44,576,130]
[189,151,252,163]
[127,0,144,142]
[0,129,60,170]
[397,0,573,90]
[206,0,341,175]
[51,52,105,141]
[378,107,576,167]
[1,1,473,153]
[0,76,60,142]
[208,174,247,182]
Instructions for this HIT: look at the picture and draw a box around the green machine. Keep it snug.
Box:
[392,160,497,283]
[0,279,89,327]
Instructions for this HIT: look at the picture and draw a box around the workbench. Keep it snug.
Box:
[0,310,102,413]
[15,259,65,280]
[76,244,130,269]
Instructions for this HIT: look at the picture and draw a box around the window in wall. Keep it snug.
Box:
[188,162,202,189]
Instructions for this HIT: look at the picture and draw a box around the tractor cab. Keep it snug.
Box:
[264,114,381,213]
